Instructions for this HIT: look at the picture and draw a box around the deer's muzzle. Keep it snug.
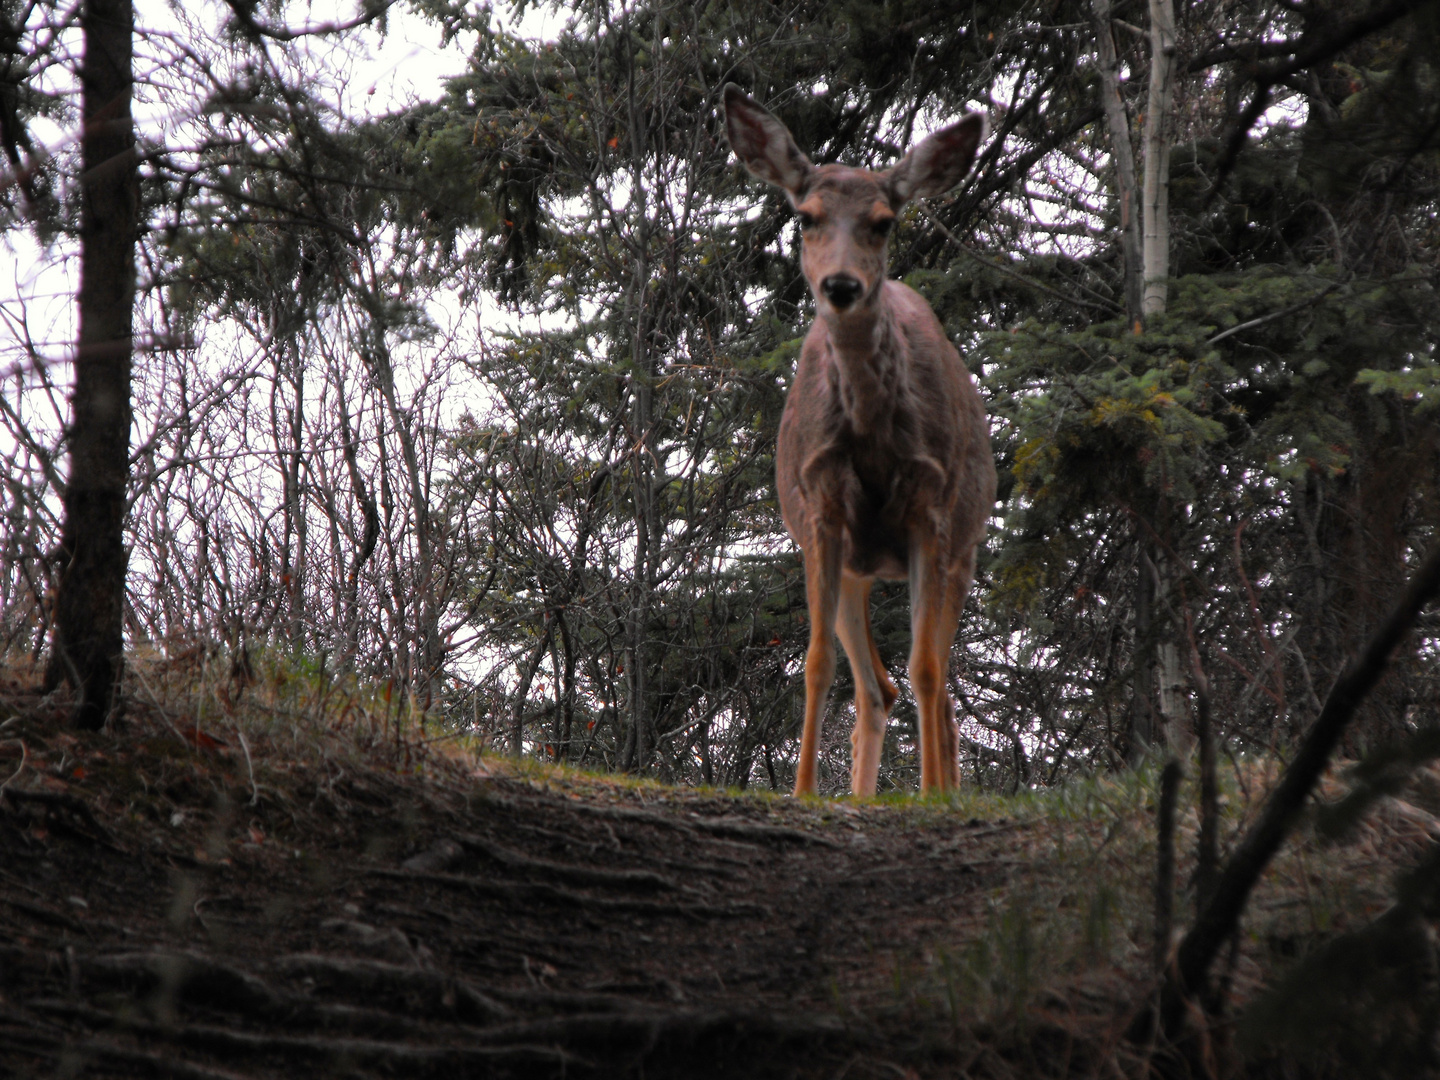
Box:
[820,274,864,310]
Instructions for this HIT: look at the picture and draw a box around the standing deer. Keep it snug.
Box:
[723,85,996,796]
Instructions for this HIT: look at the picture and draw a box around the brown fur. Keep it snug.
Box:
[724,86,997,795]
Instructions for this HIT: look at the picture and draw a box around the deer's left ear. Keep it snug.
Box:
[885,113,987,207]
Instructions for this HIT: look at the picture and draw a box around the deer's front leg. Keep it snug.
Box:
[835,573,896,797]
[908,536,964,794]
[794,529,842,796]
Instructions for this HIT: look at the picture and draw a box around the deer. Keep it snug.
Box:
[722,85,996,797]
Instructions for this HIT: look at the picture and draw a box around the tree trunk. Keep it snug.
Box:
[1090,0,1144,331]
[1102,0,1177,765]
[1126,538,1158,761]
[47,0,137,729]
[1131,1,1178,755]
[1141,0,1176,317]
[1157,640,1185,745]
[510,619,555,757]
[1191,645,1219,910]
[270,344,306,651]
[336,381,380,668]
[558,612,577,760]
[366,332,442,706]
[621,18,656,774]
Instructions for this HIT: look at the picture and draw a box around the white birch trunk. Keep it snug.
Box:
[1141,0,1176,317]
[1090,0,1145,330]
[1158,641,1192,755]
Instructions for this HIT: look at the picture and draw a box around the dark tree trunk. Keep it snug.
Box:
[1125,537,1158,762]
[46,0,137,729]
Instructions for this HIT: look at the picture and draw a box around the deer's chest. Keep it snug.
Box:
[788,422,942,579]
[777,337,956,577]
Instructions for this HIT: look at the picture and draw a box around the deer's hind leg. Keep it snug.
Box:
[935,554,977,790]
[908,541,971,794]
[835,573,899,797]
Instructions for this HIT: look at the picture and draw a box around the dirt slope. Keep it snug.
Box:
[4,678,1416,1078]
[0,680,1157,1079]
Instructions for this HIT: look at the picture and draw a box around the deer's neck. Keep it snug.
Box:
[824,301,903,437]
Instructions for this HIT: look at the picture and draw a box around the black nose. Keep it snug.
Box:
[820,274,864,310]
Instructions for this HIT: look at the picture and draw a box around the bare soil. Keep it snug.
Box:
[0,679,1419,1078]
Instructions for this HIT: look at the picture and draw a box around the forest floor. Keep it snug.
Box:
[0,668,1429,1079]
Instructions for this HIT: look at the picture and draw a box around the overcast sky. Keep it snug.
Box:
[0,1,566,373]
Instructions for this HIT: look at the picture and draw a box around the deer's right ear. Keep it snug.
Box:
[723,84,813,200]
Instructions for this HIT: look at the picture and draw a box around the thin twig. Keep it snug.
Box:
[918,204,1119,314]
[1205,277,1346,346]
[0,739,27,793]
[128,663,190,744]
[233,725,259,806]
[1166,540,1440,1028]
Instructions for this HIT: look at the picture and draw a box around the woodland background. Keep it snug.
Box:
[3,0,1439,795]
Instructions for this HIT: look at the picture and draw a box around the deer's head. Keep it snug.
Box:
[723,85,986,322]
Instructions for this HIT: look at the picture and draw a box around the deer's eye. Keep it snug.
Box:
[872,217,894,238]
[796,211,816,230]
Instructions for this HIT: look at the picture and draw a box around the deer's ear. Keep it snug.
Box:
[723,84,813,199]
[886,113,987,206]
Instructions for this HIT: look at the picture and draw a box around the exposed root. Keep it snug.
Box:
[13,1028,262,1080]
[29,1000,575,1068]
[368,867,764,919]
[567,801,840,848]
[0,892,88,933]
[270,952,511,1023]
[686,816,841,848]
[451,830,684,891]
